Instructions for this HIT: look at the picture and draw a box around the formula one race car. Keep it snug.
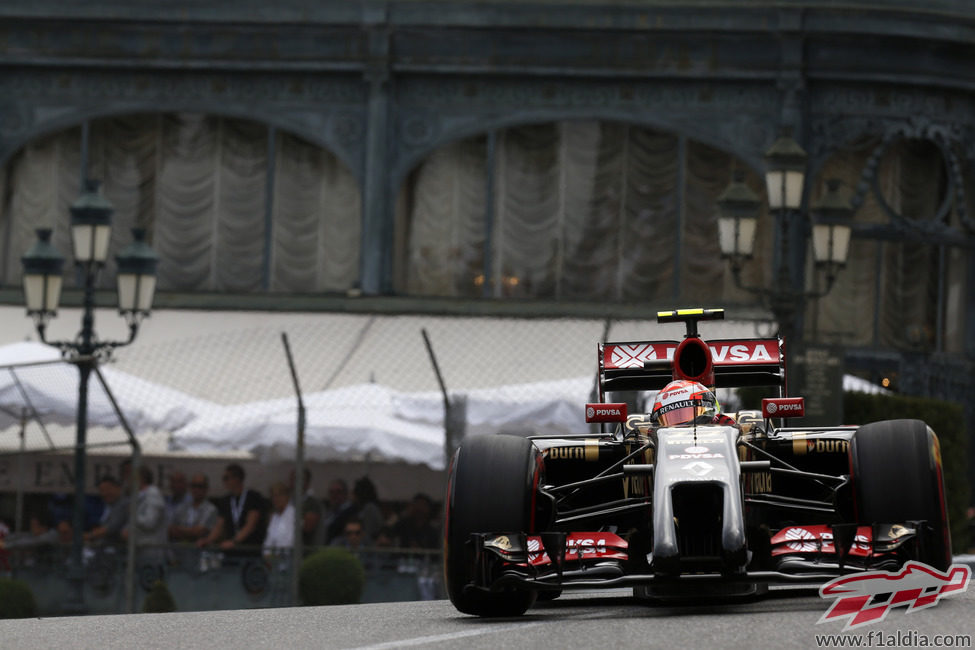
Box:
[444,308,952,616]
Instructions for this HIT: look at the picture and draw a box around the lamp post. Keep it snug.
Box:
[718,132,853,357]
[20,179,158,614]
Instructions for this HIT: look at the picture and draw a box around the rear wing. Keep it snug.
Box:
[598,337,784,399]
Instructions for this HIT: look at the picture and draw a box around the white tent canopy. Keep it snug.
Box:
[170,372,893,471]
[171,383,447,469]
[0,341,213,437]
[0,312,893,468]
[393,376,593,440]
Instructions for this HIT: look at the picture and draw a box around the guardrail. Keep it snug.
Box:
[2,543,443,615]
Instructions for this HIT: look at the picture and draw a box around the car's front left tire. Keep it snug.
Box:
[850,418,951,570]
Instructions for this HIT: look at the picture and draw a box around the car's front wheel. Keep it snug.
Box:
[444,434,542,616]
[850,419,951,570]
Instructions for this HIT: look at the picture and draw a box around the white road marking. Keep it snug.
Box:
[347,621,544,649]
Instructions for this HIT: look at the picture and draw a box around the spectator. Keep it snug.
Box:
[374,526,395,548]
[124,465,168,568]
[331,516,386,572]
[322,478,355,544]
[2,511,61,570]
[330,517,370,551]
[263,482,295,555]
[169,473,219,543]
[392,493,439,549]
[48,493,73,531]
[84,476,129,545]
[198,463,267,554]
[165,470,192,525]
[353,477,384,542]
[4,512,59,549]
[56,520,73,545]
[119,458,133,493]
[288,468,324,547]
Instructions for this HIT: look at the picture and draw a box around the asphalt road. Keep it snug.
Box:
[4,586,974,649]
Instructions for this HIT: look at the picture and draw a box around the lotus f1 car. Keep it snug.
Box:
[444,308,952,616]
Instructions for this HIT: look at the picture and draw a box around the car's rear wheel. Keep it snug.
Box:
[444,434,542,616]
[850,419,951,570]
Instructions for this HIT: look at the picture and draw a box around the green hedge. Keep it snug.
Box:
[844,392,970,554]
[143,580,176,613]
[299,547,365,606]
[0,578,37,619]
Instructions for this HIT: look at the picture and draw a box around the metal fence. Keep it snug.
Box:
[0,311,766,615]
[2,543,442,615]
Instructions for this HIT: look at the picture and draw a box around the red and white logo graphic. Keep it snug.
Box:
[585,402,627,423]
[526,533,628,565]
[818,561,971,630]
[762,397,805,418]
[771,525,871,558]
[609,343,660,368]
[783,527,818,552]
[604,340,778,370]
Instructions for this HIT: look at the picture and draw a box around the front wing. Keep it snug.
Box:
[463,523,933,595]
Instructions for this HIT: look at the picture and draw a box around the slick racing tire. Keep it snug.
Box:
[444,434,542,617]
[850,419,951,570]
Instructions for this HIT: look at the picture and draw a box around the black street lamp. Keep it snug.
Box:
[718,132,853,356]
[20,179,158,614]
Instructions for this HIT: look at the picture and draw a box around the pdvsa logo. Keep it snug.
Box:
[585,403,627,423]
[762,397,805,418]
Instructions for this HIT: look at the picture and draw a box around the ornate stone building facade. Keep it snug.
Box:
[0,2,972,446]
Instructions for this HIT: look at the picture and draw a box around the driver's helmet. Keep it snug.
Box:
[651,380,719,427]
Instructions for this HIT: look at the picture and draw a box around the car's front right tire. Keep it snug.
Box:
[444,434,542,616]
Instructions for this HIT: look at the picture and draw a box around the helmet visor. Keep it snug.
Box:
[655,403,709,427]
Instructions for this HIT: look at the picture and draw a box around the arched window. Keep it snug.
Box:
[394,121,768,304]
[0,113,361,294]
[809,136,969,354]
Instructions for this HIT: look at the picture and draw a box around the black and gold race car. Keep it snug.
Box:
[443,308,952,616]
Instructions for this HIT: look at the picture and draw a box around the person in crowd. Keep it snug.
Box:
[331,516,385,571]
[169,473,219,543]
[47,493,73,531]
[288,467,324,547]
[374,526,395,548]
[56,519,73,545]
[165,470,192,525]
[330,517,370,551]
[352,476,384,542]
[3,511,61,571]
[197,463,267,555]
[263,482,295,556]
[322,478,356,544]
[3,511,59,550]
[392,493,440,549]
[84,476,129,545]
[119,458,133,493]
[123,465,168,568]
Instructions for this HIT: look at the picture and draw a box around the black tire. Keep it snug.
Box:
[444,434,542,616]
[850,419,951,570]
